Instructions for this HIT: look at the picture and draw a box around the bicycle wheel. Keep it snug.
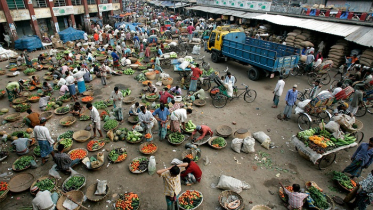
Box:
[318,110,331,124]
[212,93,228,108]
[355,103,367,117]
[210,86,218,98]
[297,91,305,101]
[354,131,365,144]
[162,59,171,68]
[280,68,290,79]
[318,153,336,170]
[202,62,210,70]
[297,114,311,131]
[289,67,299,76]
[244,89,257,103]
[198,79,211,91]
[307,73,317,86]
[320,73,331,85]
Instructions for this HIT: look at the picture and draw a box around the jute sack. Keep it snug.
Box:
[287,32,298,37]
[293,29,302,34]
[295,34,307,41]
[331,45,345,50]
[301,41,314,47]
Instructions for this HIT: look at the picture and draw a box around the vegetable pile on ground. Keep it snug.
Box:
[25,86,36,91]
[34,177,55,192]
[130,157,148,172]
[33,146,40,156]
[103,119,119,130]
[178,190,203,209]
[307,186,329,209]
[126,131,143,142]
[211,137,226,148]
[79,115,90,121]
[93,101,107,109]
[121,88,131,97]
[87,140,105,151]
[169,132,185,144]
[63,176,85,192]
[279,186,293,202]
[56,107,70,114]
[57,138,73,149]
[114,128,128,141]
[332,171,357,191]
[58,130,74,140]
[108,148,127,162]
[115,192,140,210]
[11,131,30,138]
[123,69,135,75]
[135,73,146,82]
[14,156,33,170]
[141,143,157,154]
[184,120,196,132]
[0,181,8,196]
[81,96,93,102]
[105,100,114,106]
[69,149,87,160]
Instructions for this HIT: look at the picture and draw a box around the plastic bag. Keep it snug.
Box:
[216,175,251,194]
[192,45,201,55]
[30,160,38,169]
[95,180,107,195]
[297,99,311,109]
[171,158,183,165]
[253,131,271,150]
[177,58,185,63]
[179,61,190,70]
[148,156,156,175]
[325,121,340,133]
[49,164,61,179]
[241,137,255,153]
[231,138,243,153]
[227,81,233,97]
[295,107,305,115]
[63,198,78,210]
[133,123,144,132]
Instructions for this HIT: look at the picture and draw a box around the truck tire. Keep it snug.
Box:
[248,67,260,81]
[211,51,219,63]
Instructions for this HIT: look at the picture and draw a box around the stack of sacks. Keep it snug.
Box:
[360,49,373,67]
[285,32,298,47]
[327,40,349,66]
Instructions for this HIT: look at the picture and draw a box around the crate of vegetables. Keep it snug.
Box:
[168,132,185,145]
[81,96,94,103]
[53,138,73,152]
[139,142,158,155]
[115,192,140,210]
[103,119,119,131]
[208,137,227,149]
[59,116,76,127]
[30,176,56,196]
[87,140,106,152]
[68,148,88,160]
[62,174,86,192]
[12,155,35,171]
[178,190,203,210]
[332,171,357,192]
[129,157,149,173]
[108,148,127,163]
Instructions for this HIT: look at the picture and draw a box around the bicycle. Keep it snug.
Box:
[297,88,311,101]
[307,69,331,86]
[192,55,210,71]
[209,67,240,97]
[289,62,307,76]
[211,83,257,108]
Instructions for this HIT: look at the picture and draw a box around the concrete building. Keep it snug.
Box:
[0,0,124,44]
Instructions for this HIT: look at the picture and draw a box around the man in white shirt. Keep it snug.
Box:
[31,186,58,210]
[224,72,235,86]
[170,108,192,133]
[272,76,285,108]
[49,47,58,57]
[57,76,66,86]
[110,87,124,122]
[129,102,141,116]
[65,71,78,101]
[34,118,55,165]
[332,82,343,96]
[87,103,103,138]
[138,106,154,138]
[83,32,88,42]
[116,44,122,58]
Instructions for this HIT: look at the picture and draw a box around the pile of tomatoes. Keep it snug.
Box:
[69,149,87,160]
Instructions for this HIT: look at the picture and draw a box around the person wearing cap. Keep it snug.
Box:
[54,144,80,174]
[31,186,59,210]
[34,118,55,165]
[87,102,103,138]
[272,76,285,108]
[110,87,124,122]
[191,125,213,141]
[11,133,32,155]
[153,103,170,141]
[283,85,298,120]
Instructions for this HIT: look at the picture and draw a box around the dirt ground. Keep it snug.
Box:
[0,48,372,210]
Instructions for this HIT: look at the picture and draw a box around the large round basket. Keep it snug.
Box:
[4,113,21,122]
[168,133,185,146]
[139,142,158,155]
[27,96,40,103]
[6,73,17,77]
[13,97,27,104]
[40,111,53,121]
[81,96,94,104]
[336,179,356,192]
[86,183,109,202]
[82,90,94,96]
[96,56,107,61]
[192,135,210,146]
[12,155,36,172]
[17,65,27,71]
[0,189,9,203]
[208,136,227,149]
[129,156,149,174]
[251,205,271,210]
[129,57,138,63]
[177,190,203,210]
[57,190,85,210]
[130,64,139,69]
[60,116,77,127]
[58,95,71,103]
[115,192,140,210]
[123,96,136,104]
[53,140,73,152]
[126,135,143,144]
[84,155,105,170]
[193,99,206,107]
[0,70,6,75]
[127,116,140,126]
[145,93,158,102]
[108,148,127,163]
[307,195,334,210]
[30,176,57,196]
[216,125,233,137]
[344,119,364,132]
[181,148,201,163]
[43,76,53,81]
[87,140,106,152]
[62,174,86,193]
[103,120,119,132]
[8,173,34,193]
[219,190,244,210]
[68,148,88,161]
[54,107,70,115]
[145,72,156,80]
[73,130,91,143]
[14,103,31,112]
[162,77,173,85]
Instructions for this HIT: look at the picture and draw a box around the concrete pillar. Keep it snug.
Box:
[24,0,42,38]
[82,0,91,33]
[108,0,114,16]
[65,0,76,28]
[120,0,123,12]
[97,0,102,19]
[0,0,19,43]
[46,0,59,33]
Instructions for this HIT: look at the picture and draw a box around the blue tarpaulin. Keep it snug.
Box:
[58,27,85,43]
[114,22,146,32]
[14,35,43,52]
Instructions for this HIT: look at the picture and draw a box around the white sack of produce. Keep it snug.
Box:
[171,158,183,165]
[169,42,177,46]
[159,73,170,79]
[241,137,255,153]
[179,61,190,70]
[227,82,233,97]
[231,138,243,153]
[184,56,193,62]
[253,131,271,149]
[178,58,185,63]
[126,59,131,65]
[300,55,307,62]
[95,180,107,195]
[298,99,311,109]
[148,156,156,175]
[216,175,251,194]
[325,121,340,133]
[163,54,171,59]
[192,45,201,55]
[334,114,355,130]
[192,38,201,43]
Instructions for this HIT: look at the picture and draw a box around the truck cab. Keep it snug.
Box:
[207,26,240,52]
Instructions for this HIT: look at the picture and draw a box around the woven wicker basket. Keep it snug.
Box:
[123,96,136,104]
[30,176,57,196]
[27,96,40,103]
[193,99,206,107]
[54,107,70,115]
[87,140,106,152]
[108,148,127,163]
[177,190,203,210]
[53,140,73,152]
[62,174,86,193]
[13,97,27,104]
[216,125,232,137]
[68,148,88,161]
[251,205,271,210]
[128,156,149,174]
[146,93,158,102]
[86,183,109,202]
[73,130,91,143]
[168,133,185,146]
[8,173,34,193]
[139,142,158,155]
[84,154,105,170]
[0,189,9,202]
[82,90,94,96]
[12,155,36,171]
[60,116,77,127]
[208,137,227,150]
[40,111,53,121]
[43,76,53,81]
[219,190,244,210]
[162,77,173,85]
[145,72,156,80]
[4,113,21,122]
[127,115,139,124]
[57,190,85,210]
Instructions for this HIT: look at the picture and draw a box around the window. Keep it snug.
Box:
[6,0,25,9]
[87,0,96,4]
[112,0,120,2]
[101,0,108,3]
[54,0,66,7]
[34,0,47,8]
[71,0,82,5]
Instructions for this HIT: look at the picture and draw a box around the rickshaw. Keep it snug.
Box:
[164,20,171,29]
[297,91,333,131]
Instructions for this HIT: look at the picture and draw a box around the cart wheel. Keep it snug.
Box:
[318,111,331,124]
[355,103,367,117]
[320,73,331,85]
[210,86,218,98]
[297,114,311,131]
[290,66,299,76]
[244,89,257,103]
[212,93,227,108]
[198,79,210,91]
[318,153,337,170]
[354,131,365,144]
[280,68,290,79]
[307,73,317,86]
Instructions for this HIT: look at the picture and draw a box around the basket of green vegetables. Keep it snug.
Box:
[103,119,119,131]
[208,137,227,149]
[30,176,56,195]
[12,155,35,171]
[53,138,73,152]
[168,132,185,146]
[62,174,86,192]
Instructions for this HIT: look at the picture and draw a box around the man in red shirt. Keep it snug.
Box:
[93,32,99,44]
[187,23,195,42]
[178,157,202,185]
[191,125,213,141]
[189,64,202,92]
[159,87,174,104]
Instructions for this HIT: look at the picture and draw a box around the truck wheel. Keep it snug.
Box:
[211,52,219,63]
[248,67,260,81]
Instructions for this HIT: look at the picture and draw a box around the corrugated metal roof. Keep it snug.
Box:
[345,27,373,47]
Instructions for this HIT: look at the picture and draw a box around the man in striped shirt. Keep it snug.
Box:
[280,182,308,210]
